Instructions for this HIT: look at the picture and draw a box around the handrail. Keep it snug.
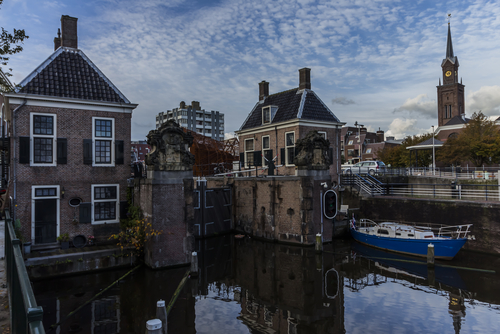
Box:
[4,208,45,334]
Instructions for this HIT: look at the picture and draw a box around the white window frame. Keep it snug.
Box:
[262,106,271,125]
[318,131,327,140]
[285,131,295,166]
[262,135,271,166]
[91,184,120,225]
[31,185,60,244]
[30,113,57,167]
[244,138,254,168]
[92,117,115,167]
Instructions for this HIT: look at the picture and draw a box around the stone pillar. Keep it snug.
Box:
[143,120,195,269]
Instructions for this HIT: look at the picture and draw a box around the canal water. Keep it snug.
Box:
[33,235,500,333]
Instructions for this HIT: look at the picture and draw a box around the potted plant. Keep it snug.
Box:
[57,233,70,249]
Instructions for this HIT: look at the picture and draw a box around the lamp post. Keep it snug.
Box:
[432,126,435,176]
[354,121,364,163]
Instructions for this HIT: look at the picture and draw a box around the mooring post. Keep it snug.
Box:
[145,319,162,334]
[315,233,322,253]
[190,251,199,277]
[156,300,167,334]
[427,244,435,267]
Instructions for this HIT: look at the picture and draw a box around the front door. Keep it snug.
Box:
[34,199,57,244]
[32,186,59,244]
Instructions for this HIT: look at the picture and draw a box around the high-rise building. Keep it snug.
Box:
[156,101,224,141]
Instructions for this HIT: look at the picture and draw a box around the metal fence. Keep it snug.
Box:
[342,166,500,180]
[4,208,45,334]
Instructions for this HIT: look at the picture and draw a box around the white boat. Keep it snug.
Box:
[350,218,472,260]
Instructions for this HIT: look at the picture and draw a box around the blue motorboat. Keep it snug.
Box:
[350,218,472,260]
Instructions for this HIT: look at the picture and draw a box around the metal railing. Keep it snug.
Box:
[342,166,500,180]
[4,208,45,334]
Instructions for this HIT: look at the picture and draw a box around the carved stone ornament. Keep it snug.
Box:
[145,119,195,171]
[293,130,332,170]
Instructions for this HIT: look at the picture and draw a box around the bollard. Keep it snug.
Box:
[156,300,167,334]
[190,251,199,277]
[315,233,322,253]
[427,244,435,268]
[145,319,162,334]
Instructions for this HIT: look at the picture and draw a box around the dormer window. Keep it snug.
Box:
[263,107,271,124]
[262,106,278,125]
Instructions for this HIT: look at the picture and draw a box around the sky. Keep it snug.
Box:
[2,0,500,141]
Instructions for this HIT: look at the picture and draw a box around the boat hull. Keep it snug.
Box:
[350,228,467,260]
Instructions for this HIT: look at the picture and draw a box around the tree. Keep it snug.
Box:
[1,0,29,91]
[376,133,434,167]
[437,111,500,167]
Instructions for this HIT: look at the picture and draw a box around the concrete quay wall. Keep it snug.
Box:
[354,195,500,255]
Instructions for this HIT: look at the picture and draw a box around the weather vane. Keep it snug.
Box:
[447,13,451,24]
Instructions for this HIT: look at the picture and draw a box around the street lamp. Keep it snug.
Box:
[354,121,364,163]
[432,126,435,176]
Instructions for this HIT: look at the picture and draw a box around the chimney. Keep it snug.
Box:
[299,68,311,90]
[180,101,186,109]
[360,127,367,134]
[191,101,201,110]
[259,81,269,101]
[53,28,61,51]
[60,15,78,49]
[376,129,384,143]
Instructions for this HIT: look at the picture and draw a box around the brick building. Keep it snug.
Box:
[131,140,150,161]
[235,68,344,178]
[341,126,401,163]
[1,15,137,248]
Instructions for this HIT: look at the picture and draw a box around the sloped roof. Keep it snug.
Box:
[18,47,130,104]
[239,88,341,131]
[445,115,469,126]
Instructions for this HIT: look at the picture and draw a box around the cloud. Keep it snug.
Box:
[332,97,355,105]
[385,118,420,139]
[393,94,436,118]
[224,132,237,140]
[467,86,500,115]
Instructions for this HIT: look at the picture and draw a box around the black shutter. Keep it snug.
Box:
[19,136,30,164]
[280,148,285,165]
[115,140,124,165]
[57,138,67,164]
[79,203,92,224]
[83,139,92,164]
[239,152,245,166]
[253,151,262,166]
[120,201,128,220]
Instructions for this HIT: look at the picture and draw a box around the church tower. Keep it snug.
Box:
[437,22,465,127]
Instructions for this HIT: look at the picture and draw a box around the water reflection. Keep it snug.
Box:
[33,235,500,333]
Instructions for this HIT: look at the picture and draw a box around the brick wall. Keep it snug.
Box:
[238,124,342,180]
[9,103,131,244]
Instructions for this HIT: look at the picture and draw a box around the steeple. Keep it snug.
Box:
[446,23,454,59]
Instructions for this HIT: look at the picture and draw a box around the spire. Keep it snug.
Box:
[446,22,454,59]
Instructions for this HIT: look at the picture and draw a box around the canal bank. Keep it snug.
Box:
[0,220,10,333]
[342,188,500,255]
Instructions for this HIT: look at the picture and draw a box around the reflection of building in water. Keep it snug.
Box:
[92,296,120,333]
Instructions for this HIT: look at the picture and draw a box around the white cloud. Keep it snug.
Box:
[467,86,500,115]
[385,118,421,139]
[393,94,436,118]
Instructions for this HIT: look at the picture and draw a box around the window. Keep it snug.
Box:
[285,132,295,166]
[30,113,57,166]
[92,184,119,224]
[366,148,372,154]
[262,135,272,166]
[93,117,115,166]
[348,140,353,145]
[318,131,327,139]
[262,107,271,124]
[245,139,254,168]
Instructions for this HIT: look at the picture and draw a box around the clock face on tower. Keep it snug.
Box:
[445,71,452,77]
